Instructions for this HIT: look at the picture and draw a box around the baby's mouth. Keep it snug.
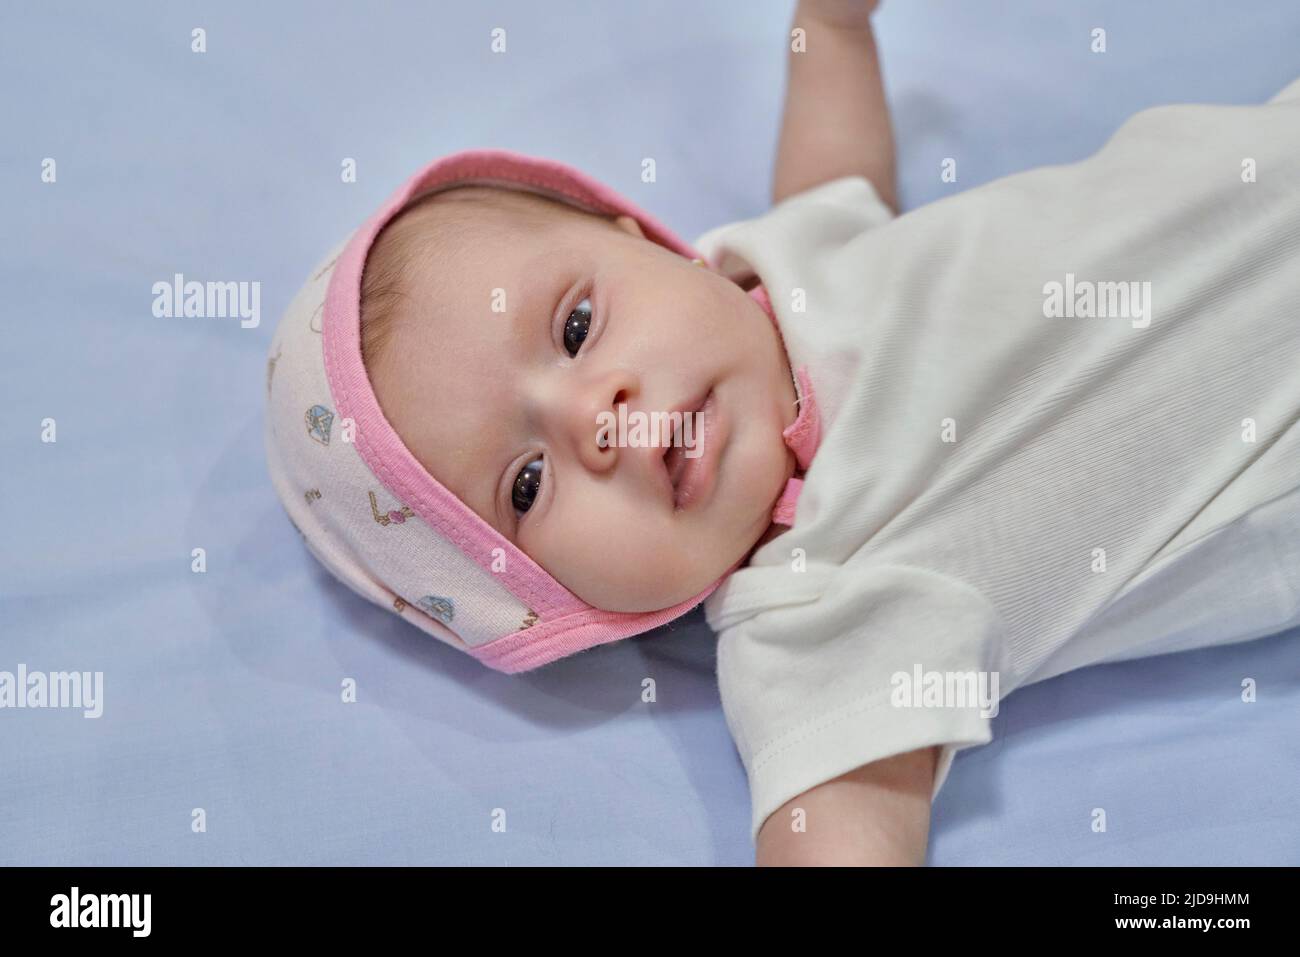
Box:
[662,388,716,509]
[664,440,688,489]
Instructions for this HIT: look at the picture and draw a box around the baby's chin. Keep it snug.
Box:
[563,570,712,614]
[576,509,784,615]
[554,524,749,613]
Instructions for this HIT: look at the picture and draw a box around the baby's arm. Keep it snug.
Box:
[774,0,897,211]
[755,745,939,866]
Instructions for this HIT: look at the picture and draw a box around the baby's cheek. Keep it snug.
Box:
[531,501,693,610]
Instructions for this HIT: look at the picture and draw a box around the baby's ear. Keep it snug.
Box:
[612,214,645,239]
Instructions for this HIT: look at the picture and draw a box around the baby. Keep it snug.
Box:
[265,0,1300,865]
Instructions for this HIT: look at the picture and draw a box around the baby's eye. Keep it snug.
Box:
[563,297,593,357]
[512,457,543,515]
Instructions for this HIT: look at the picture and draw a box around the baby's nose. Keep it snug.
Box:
[563,373,637,473]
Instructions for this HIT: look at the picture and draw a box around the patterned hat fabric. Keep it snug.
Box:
[263,149,817,672]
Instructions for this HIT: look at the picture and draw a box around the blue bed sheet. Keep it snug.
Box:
[2,0,1296,865]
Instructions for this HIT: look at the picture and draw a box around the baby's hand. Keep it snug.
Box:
[798,0,881,30]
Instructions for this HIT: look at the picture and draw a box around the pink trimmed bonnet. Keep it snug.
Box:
[263,149,820,673]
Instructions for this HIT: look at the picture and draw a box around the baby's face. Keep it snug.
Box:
[366,188,798,612]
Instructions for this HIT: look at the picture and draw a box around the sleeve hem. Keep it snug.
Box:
[747,694,993,844]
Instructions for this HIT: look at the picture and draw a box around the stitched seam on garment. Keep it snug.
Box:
[326,164,688,622]
[1137,416,1300,573]
[1060,414,1300,649]
[345,393,567,616]
[750,686,897,774]
[324,277,574,620]
[741,561,1011,771]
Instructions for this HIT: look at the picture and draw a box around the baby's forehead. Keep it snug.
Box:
[362,183,632,376]
[401,187,623,290]
[405,197,562,288]
[390,188,605,285]
[408,184,611,237]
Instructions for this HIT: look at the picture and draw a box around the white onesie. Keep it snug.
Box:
[694,76,1300,841]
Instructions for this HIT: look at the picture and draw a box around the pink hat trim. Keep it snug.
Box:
[322,149,820,672]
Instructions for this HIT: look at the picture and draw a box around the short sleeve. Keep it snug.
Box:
[714,562,1005,844]
[691,174,897,283]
